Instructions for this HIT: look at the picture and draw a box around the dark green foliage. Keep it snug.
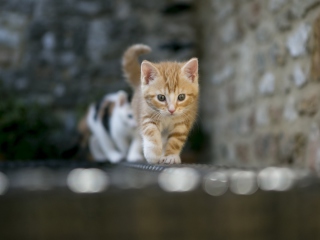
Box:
[0,98,61,160]
[185,122,208,152]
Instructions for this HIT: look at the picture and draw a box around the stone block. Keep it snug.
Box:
[14,77,28,91]
[238,38,256,76]
[59,52,76,67]
[259,72,275,95]
[278,133,294,163]
[269,40,287,66]
[278,132,307,164]
[226,83,236,110]
[164,23,195,40]
[227,143,236,162]
[306,124,320,170]
[291,63,308,88]
[269,105,283,124]
[234,109,254,136]
[0,12,29,31]
[213,120,225,138]
[297,94,318,116]
[76,1,102,16]
[246,110,255,134]
[220,18,241,44]
[269,0,289,12]
[287,23,311,57]
[256,103,270,126]
[0,48,15,68]
[248,109,256,130]
[53,84,66,97]
[255,22,274,44]
[255,51,268,74]
[235,76,255,104]
[65,19,88,56]
[235,143,250,163]
[293,132,307,163]
[310,16,320,81]
[283,97,298,122]
[282,75,292,93]
[212,65,234,85]
[254,134,279,161]
[42,32,55,51]
[212,0,234,21]
[218,143,236,162]
[275,9,292,31]
[86,19,109,63]
[216,91,227,115]
[130,0,165,10]
[0,29,21,48]
[115,0,130,19]
[56,110,77,133]
[1,0,35,14]
[290,0,320,18]
[242,0,261,29]
[201,88,218,116]
[217,143,228,160]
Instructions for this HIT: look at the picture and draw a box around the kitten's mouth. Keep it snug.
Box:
[167,111,178,116]
[168,110,176,115]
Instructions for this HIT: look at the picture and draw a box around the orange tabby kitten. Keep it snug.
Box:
[122,44,199,164]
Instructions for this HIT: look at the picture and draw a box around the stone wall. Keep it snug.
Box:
[0,0,197,155]
[198,0,320,168]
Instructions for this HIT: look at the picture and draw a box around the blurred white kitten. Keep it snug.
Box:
[80,90,143,163]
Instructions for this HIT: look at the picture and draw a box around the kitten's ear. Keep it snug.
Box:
[141,60,158,85]
[181,58,198,83]
[116,91,128,107]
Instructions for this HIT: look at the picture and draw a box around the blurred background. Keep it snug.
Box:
[2,0,320,239]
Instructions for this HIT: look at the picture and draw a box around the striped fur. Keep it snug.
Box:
[122,44,151,89]
[123,44,199,164]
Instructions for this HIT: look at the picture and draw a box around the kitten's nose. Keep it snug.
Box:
[169,109,175,114]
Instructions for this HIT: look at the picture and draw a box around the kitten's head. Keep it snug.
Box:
[114,91,136,128]
[141,58,198,117]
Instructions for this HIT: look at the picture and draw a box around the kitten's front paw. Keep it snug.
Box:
[127,152,144,162]
[109,152,124,163]
[159,154,181,164]
[144,151,161,164]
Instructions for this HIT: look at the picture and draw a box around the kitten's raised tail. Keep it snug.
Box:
[122,44,151,88]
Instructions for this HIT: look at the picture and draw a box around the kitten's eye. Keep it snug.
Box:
[178,94,185,101]
[128,114,133,119]
[157,94,166,102]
